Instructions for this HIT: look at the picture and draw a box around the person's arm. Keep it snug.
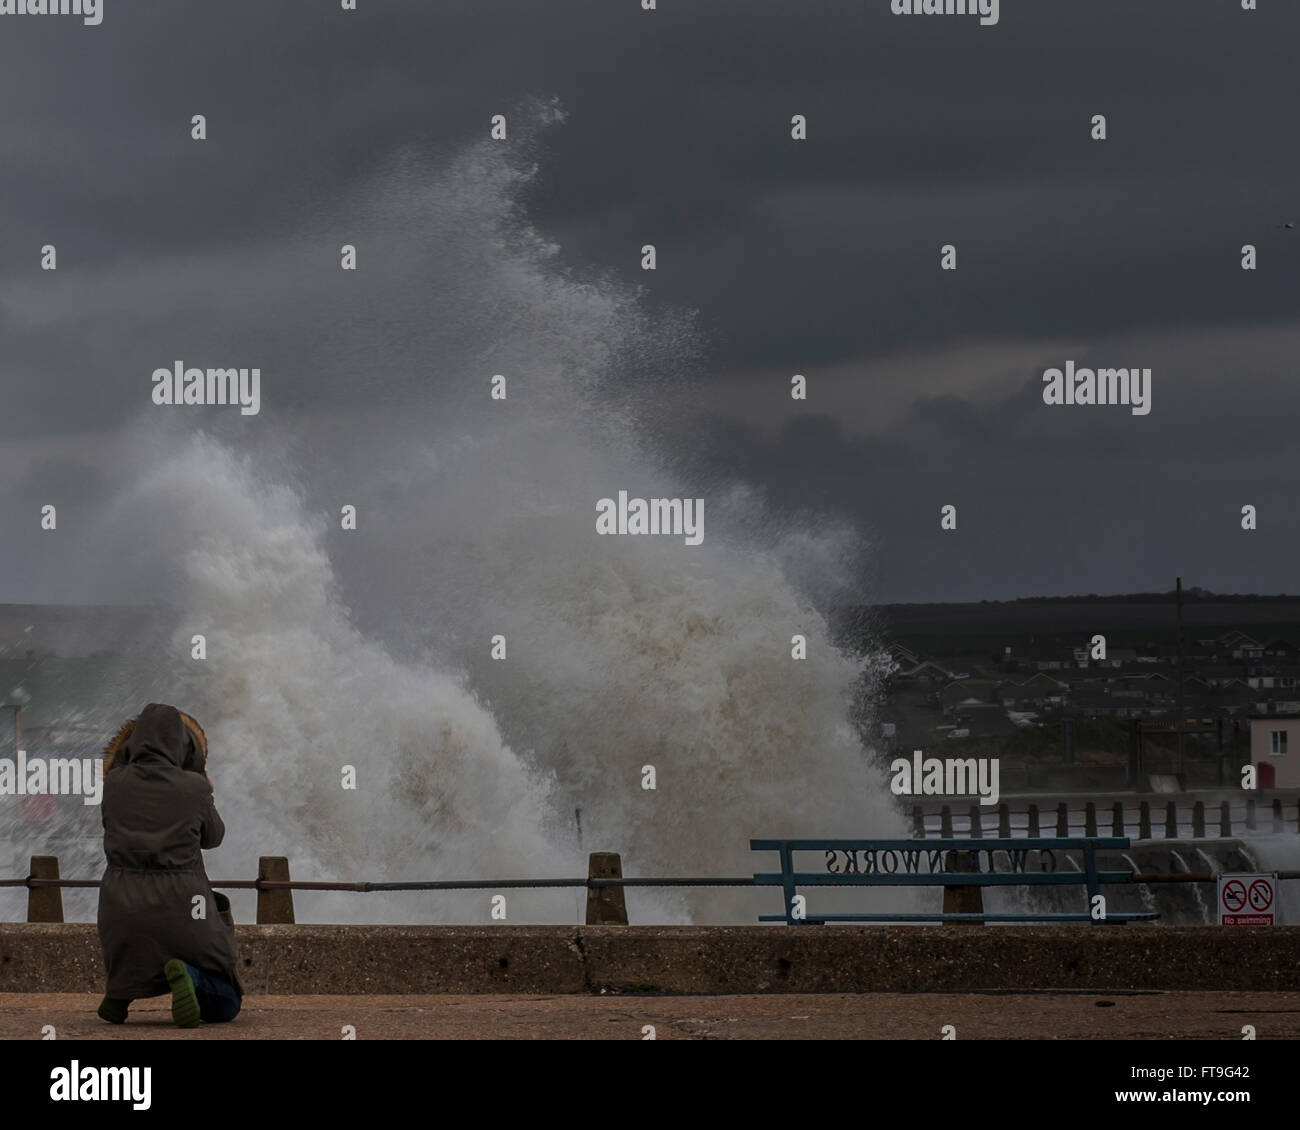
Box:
[200,792,226,849]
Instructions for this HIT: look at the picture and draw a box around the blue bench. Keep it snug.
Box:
[750,837,1159,924]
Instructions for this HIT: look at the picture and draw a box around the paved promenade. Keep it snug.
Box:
[4,990,1298,1040]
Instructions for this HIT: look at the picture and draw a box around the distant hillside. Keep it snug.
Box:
[1010,589,1300,604]
[834,596,1300,657]
[0,604,166,659]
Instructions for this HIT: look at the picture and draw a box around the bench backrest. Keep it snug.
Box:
[750,836,1147,924]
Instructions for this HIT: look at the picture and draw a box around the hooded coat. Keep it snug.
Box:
[97,703,243,1000]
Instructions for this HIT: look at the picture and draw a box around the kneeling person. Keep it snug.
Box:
[95,703,244,1028]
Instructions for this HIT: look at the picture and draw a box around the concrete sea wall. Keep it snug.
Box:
[3,924,1298,995]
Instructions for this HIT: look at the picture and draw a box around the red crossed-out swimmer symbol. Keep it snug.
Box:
[1221,879,1247,912]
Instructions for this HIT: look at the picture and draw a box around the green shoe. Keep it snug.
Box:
[97,997,129,1024]
[164,959,202,1028]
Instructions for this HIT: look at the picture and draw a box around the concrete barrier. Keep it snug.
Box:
[3,923,1299,995]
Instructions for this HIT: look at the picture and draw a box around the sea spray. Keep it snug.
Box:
[6,98,910,924]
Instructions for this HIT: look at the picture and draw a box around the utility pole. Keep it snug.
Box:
[575,807,584,922]
[1175,577,1186,779]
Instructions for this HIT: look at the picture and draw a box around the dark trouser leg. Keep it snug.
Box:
[181,961,242,1022]
[98,997,131,1024]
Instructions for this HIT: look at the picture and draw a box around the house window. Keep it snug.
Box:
[1270,730,1288,756]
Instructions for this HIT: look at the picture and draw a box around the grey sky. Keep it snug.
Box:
[1,0,1298,603]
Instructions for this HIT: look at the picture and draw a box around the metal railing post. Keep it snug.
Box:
[257,856,295,924]
[586,851,628,925]
[28,855,63,923]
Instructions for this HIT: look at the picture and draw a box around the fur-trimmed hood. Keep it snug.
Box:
[104,704,208,776]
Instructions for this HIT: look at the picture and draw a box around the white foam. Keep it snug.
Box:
[18,102,908,924]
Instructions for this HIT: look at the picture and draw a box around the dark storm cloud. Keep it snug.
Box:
[675,322,1300,601]
[1,0,1297,601]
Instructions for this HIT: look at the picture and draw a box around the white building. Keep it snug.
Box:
[1249,714,1300,789]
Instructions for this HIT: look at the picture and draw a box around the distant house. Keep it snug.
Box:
[949,702,1019,737]
[1243,665,1300,690]
[1019,672,1066,691]
[888,643,920,667]
[1211,681,1255,711]
[897,660,957,682]
[1007,672,1066,711]
[1067,690,1145,719]
[1200,664,1249,688]
[1119,671,1171,687]
[939,679,1000,709]
[1249,714,1300,788]
[1219,630,1258,648]
[1217,632,1264,659]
